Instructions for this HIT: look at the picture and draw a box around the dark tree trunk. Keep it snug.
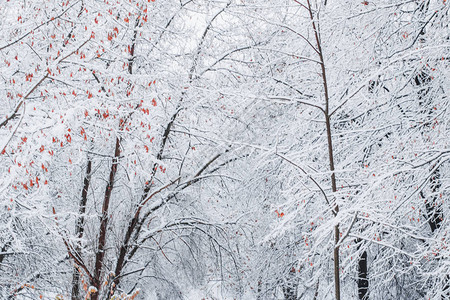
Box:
[423,171,442,233]
[91,138,121,300]
[71,160,92,300]
[306,1,340,299]
[357,249,369,299]
[282,266,298,300]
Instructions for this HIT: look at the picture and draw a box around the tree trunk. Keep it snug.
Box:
[357,247,368,299]
[282,266,298,300]
[91,138,121,300]
[306,1,341,299]
[71,159,92,300]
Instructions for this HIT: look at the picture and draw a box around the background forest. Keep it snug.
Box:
[0,0,449,299]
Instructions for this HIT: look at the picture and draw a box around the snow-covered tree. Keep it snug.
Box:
[1,0,448,299]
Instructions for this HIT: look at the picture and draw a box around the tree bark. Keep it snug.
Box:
[357,242,368,300]
[306,1,340,299]
[91,138,121,300]
[71,160,92,300]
